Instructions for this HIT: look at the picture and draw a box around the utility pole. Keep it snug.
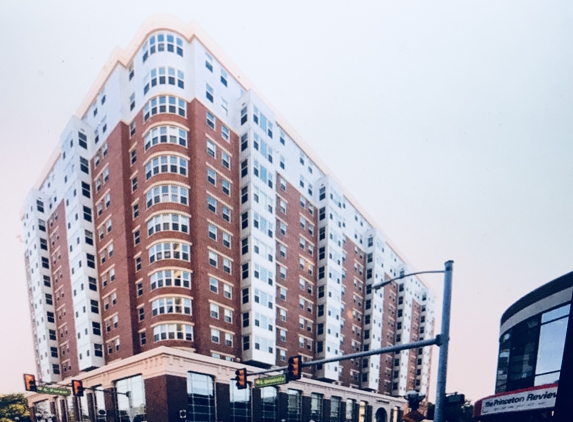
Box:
[434,261,454,422]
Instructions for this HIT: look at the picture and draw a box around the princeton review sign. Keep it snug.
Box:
[476,384,558,416]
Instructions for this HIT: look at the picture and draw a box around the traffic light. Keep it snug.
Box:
[235,368,247,390]
[287,355,302,381]
[72,379,84,397]
[23,374,37,392]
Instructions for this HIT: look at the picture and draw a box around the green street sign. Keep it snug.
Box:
[37,385,71,396]
[254,374,287,388]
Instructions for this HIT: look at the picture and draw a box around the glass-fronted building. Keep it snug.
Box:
[474,271,573,421]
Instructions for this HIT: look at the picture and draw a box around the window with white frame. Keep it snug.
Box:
[222,232,231,248]
[207,139,217,158]
[207,111,216,129]
[222,179,231,196]
[223,284,232,299]
[211,329,220,343]
[225,332,233,346]
[224,308,232,323]
[207,278,218,294]
[210,303,219,319]
[209,251,218,267]
[206,84,214,102]
[221,126,230,142]
[143,95,186,121]
[147,213,189,235]
[223,258,232,274]
[208,224,217,240]
[153,323,193,342]
[150,269,191,290]
[145,155,188,179]
[142,33,184,62]
[146,185,188,208]
[222,152,230,169]
[143,67,184,94]
[207,168,217,186]
[152,297,192,316]
[144,126,187,151]
[148,242,190,263]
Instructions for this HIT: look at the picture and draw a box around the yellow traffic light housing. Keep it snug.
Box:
[24,374,37,392]
[235,368,247,389]
[287,355,302,381]
[72,379,84,397]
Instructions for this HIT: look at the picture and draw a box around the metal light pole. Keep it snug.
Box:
[434,260,454,422]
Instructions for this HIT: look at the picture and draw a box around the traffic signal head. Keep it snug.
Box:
[287,355,302,381]
[235,368,247,390]
[24,374,37,392]
[72,379,84,397]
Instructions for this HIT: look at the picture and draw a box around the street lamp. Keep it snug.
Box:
[373,260,454,422]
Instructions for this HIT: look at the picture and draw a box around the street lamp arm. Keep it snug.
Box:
[372,269,445,290]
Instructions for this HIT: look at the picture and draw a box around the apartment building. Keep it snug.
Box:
[21,16,434,401]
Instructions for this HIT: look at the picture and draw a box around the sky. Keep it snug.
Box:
[1,0,572,403]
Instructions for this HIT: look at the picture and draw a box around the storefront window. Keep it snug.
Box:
[287,389,301,422]
[260,387,278,422]
[115,374,146,422]
[346,399,355,422]
[187,372,216,422]
[230,383,250,422]
[79,394,89,421]
[66,396,77,422]
[311,393,323,422]
[94,387,106,422]
[358,401,367,422]
[34,400,53,422]
[330,396,341,422]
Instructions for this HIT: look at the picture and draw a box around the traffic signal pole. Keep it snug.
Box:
[434,261,454,422]
[245,337,442,380]
[237,261,454,422]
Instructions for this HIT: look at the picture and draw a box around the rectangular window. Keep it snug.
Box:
[205,84,214,102]
[210,277,218,293]
[222,152,230,169]
[224,284,232,299]
[208,224,217,240]
[210,304,219,319]
[222,206,231,222]
[222,232,231,248]
[207,111,216,129]
[287,390,302,421]
[222,180,230,195]
[187,372,216,421]
[221,126,230,142]
[207,139,216,158]
[209,251,218,267]
[207,168,217,185]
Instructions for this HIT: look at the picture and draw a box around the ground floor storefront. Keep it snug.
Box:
[27,346,406,422]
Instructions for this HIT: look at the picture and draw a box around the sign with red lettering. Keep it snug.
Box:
[474,384,558,417]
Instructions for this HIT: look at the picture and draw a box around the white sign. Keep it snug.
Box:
[481,386,558,415]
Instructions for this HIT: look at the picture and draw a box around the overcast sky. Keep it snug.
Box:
[1,0,572,403]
